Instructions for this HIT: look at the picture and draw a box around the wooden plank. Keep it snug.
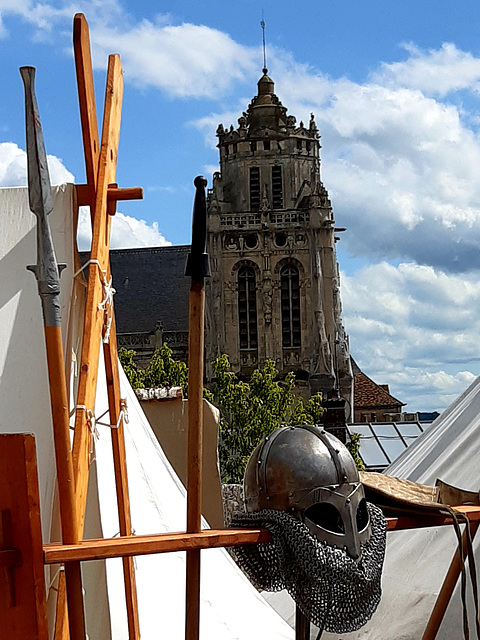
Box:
[103,314,140,638]
[44,528,271,564]
[0,434,48,640]
[73,13,100,209]
[386,505,480,531]
[72,52,124,531]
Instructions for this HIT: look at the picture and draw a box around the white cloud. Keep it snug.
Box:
[228,49,480,274]
[0,142,170,250]
[341,262,480,412]
[376,42,480,97]
[0,1,259,98]
[77,207,171,250]
[92,21,257,98]
[0,141,74,186]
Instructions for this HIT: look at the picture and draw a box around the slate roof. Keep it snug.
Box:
[80,246,191,334]
[352,359,405,409]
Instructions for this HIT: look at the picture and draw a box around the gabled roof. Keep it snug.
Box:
[352,358,405,409]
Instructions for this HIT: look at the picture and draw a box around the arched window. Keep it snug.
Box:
[272,165,283,209]
[280,265,301,347]
[249,167,260,211]
[238,267,258,350]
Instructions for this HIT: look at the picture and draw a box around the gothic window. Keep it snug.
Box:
[280,264,301,348]
[272,165,283,209]
[238,267,258,350]
[249,167,260,211]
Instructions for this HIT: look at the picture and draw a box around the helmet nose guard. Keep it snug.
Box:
[244,425,371,560]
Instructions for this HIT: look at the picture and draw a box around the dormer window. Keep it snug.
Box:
[263,140,270,150]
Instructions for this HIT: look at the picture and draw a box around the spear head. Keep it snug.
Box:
[185,175,211,283]
[20,66,64,327]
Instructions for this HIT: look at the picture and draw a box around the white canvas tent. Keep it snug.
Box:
[266,378,480,639]
[0,184,294,639]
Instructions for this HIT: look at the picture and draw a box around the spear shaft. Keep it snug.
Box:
[185,176,211,640]
[20,66,86,639]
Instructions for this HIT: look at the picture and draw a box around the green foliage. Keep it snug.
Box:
[118,344,188,392]
[143,343,188,391]
[118,348,145,389]
[346,432,365,472]
[207,355,324,484]
[119,348,364,481]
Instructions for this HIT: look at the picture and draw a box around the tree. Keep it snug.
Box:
[345,432,365,472]
[118,344,188,391]
[119,349,364,483]
[204,355,325,483]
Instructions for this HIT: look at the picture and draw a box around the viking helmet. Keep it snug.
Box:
[244,424,371,560]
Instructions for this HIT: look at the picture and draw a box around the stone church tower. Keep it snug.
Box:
[206,69,353,410]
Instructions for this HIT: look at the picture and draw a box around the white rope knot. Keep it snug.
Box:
[98,274,116,344]
[75,405,100,441]
[73,259,116,344]
[120,397,129,425]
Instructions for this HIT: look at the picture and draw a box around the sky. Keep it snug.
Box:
[1,1,480,414]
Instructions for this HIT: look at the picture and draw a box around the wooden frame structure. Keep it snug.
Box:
[1,12,480,640]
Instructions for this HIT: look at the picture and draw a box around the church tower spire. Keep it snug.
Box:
[206,70,353,410]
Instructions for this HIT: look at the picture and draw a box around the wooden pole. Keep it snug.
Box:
[104,315,141,638]
[295,606,311,640]
[73,13,143,640]
[185,176,210,640]
[20,63,86,640]
[422,520,480,640]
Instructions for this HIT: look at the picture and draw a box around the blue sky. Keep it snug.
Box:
[2,0,480,413]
